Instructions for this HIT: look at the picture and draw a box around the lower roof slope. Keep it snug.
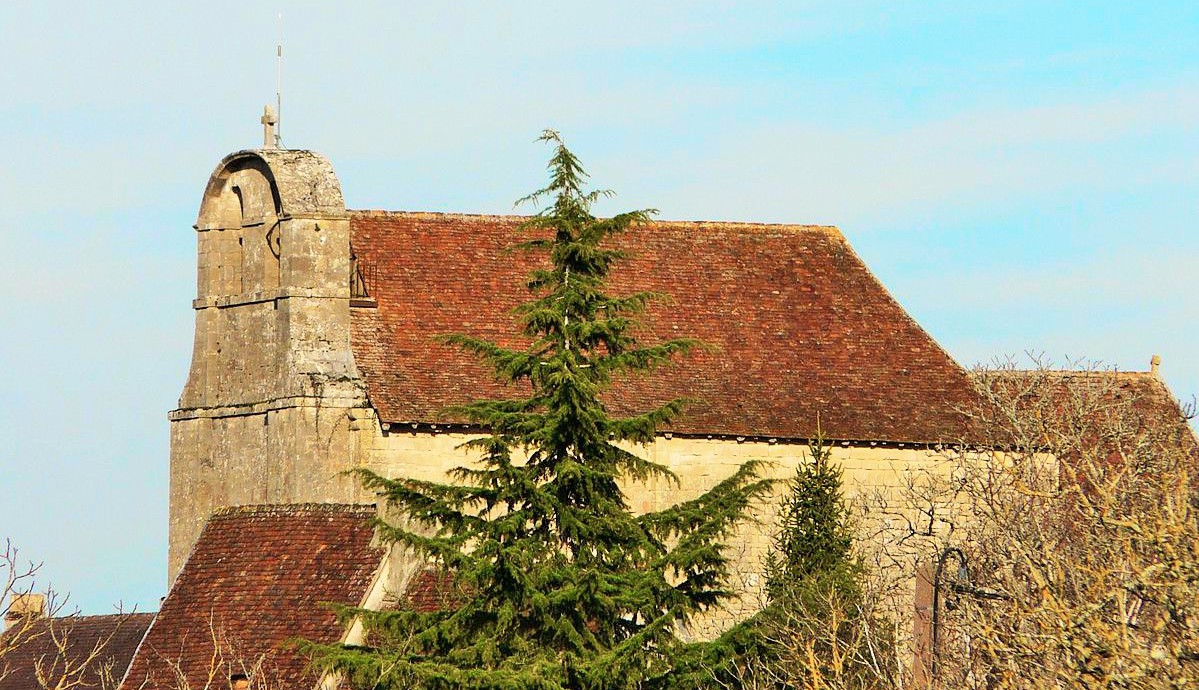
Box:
[121,504,382,690]
[349,211,980,444]
[0,613,154,690]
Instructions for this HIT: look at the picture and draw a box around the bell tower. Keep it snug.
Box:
[168,135,373,580]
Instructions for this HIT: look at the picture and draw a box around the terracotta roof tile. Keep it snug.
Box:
[121,504,382,690]
[974,369,1198,452]
[402,570,459,614]
[0,613,153,690]
[348,211,980,444]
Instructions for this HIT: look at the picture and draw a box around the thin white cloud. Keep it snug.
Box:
[648,84,1199,225]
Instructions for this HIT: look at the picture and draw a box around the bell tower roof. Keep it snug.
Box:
[195,148,345,230]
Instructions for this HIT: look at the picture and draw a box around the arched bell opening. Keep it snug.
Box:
[195,154,284,299]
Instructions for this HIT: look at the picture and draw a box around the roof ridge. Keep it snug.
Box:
[21,612,155,623]
[977,369,1156,378]
[210,503,376,519]
[349,209,841,236]
[51,614,155,619]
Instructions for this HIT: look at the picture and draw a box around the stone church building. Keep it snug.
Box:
[5,127,1192,689]
[167,137,984,595]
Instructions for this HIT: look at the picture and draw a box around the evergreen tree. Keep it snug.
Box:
[763,424,857,600]
[669,428,885,690]
[747,427,898,690]
[305,131,770,690]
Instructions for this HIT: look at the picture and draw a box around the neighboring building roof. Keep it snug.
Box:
[348,211,981,445]
[1071,371,1191,431]
[121,504,383,690]
[972,368,1198,452]
[968,369,1194,460]
[0,613,154,690]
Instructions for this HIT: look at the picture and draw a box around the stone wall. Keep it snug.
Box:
[359,427,950,638]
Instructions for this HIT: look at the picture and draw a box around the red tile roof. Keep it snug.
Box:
[348,211,980,444]
[1112,373,1197,446]
[0,613,153,690]
[121,504,383,690]
[974,369,1198,453]
[402,570,460,614]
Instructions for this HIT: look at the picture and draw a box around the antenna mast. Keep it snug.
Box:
[275,12,283,148]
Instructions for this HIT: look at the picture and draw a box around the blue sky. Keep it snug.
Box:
[1,2,1196,613]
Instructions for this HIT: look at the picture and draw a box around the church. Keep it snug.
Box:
[165,119,984,635]
[166,117,982,583]
[2,116,1193,690]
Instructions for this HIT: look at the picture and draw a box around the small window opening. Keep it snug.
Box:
[231,185,246,224]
